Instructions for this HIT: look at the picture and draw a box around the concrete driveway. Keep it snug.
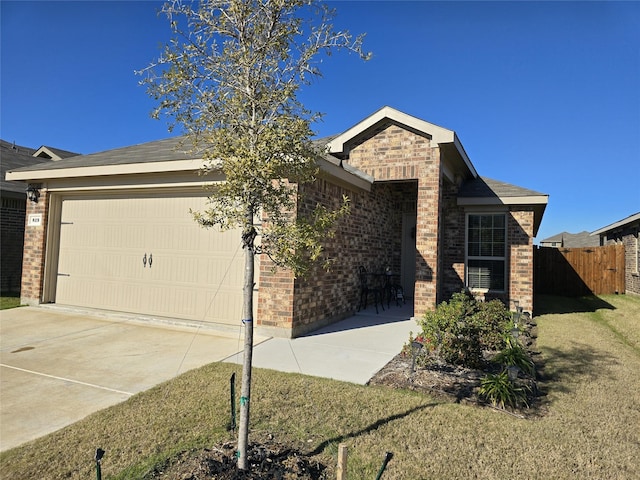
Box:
[0,306,262,452]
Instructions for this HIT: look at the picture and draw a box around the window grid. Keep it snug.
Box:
[467,214,506,291]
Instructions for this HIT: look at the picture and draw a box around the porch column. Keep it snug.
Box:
[21,185,49,306]
[414,152,442,315]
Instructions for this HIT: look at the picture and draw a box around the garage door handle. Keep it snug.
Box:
[149,253,153,268]
[143,253,147,268]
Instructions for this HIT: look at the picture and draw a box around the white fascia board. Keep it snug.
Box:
[5,159,206,181]
[327,106,477,179]
[591,212,640,235]
[33,146,60,160]
[453,133,477,178]
[457,195,549,206]
[317,157,372,192]
[327,106,456,154]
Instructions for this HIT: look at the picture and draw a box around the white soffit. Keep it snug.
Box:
[457,195,549,206]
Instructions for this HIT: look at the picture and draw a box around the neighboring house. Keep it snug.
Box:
[592,212,640,296]
[0,140,78,293]
[539,231,599,248]
[6,107,548,337]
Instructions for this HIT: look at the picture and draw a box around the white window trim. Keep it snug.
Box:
[465,211,508,293]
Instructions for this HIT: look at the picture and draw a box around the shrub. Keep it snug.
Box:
[478,371,530,409]
[473,299,512,351]
[493,337,535,377]
[416,290,511,369]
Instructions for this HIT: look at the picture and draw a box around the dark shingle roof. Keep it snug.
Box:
[540,231,600,248]
[1,140,54,194]
[8,136,192,174]
[458,176,546,199]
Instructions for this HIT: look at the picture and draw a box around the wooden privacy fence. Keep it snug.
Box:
[534,244,625,297]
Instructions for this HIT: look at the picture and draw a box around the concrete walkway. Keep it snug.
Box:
[225,302,416,384]
[0,302,415,452]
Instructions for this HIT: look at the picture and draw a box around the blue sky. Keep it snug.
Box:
[1,1,638,242]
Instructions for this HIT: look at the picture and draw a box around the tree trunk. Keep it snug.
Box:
[237,222,255,470]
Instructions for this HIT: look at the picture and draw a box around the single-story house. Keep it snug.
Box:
[0,140,78,293]
[539,231,599,248]
[592,212,640,296]
[6,107,548,337]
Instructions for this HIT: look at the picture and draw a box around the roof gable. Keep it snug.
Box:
[33,145,80,160]
[326,106,477,179]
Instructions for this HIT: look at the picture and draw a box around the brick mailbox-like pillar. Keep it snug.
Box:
[20,185,49,306]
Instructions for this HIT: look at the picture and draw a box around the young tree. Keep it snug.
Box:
[138,0,368,470]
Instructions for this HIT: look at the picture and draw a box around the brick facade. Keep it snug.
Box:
[439,179,466,300]
[11,110,544,335]
[1,196,27,293]
[257,176,415,337]
[439,184,536,313]
[507,209,535,312]
[601,219,640,296]
[345,124,440,316]
[19,186,49,305]
[257,123,540,325]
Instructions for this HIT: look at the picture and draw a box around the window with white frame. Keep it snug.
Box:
[466,213,506,291]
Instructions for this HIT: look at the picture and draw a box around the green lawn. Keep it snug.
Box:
[0,294,21,310]
[1,294,639,479]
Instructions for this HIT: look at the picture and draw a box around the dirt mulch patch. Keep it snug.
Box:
[148,435,330,479]
[368,352,548,419]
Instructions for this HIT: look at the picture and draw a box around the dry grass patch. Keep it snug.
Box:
[1,295,639,479]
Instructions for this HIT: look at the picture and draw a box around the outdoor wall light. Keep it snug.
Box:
[26,184,41,203]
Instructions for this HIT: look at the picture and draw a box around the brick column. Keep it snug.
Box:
[508,209,534,313]
[413,150,442,315]
[20,186,49,305]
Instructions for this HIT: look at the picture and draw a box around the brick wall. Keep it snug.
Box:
[506,208,535,313]
[439,179,466,300]
[346,124,441,316]
[20,187,49,305]
[603,220,640,296]
[0,196,27,293]
[257,176,413,337]
[440,194,535,313]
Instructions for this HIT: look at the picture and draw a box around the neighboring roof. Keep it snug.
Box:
[457,176,549,236]
[8,137,191,174]
[0,140,54,195]
[591,212,640,236]
[325,106,477,181]
[33,145,80,160]
[540,231,600,248]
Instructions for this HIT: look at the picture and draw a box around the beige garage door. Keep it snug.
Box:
[55,192,251,325]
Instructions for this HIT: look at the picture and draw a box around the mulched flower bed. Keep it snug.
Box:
[368,325,548,419]
[148,436,330,479]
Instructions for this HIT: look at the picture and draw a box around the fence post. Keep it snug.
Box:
[337,443,347,480]
[95,448,105,480]
[229,372,236,431]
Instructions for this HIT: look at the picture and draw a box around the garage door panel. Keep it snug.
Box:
[54,194,252,325]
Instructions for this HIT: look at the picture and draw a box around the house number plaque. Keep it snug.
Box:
[28,214,43,227]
